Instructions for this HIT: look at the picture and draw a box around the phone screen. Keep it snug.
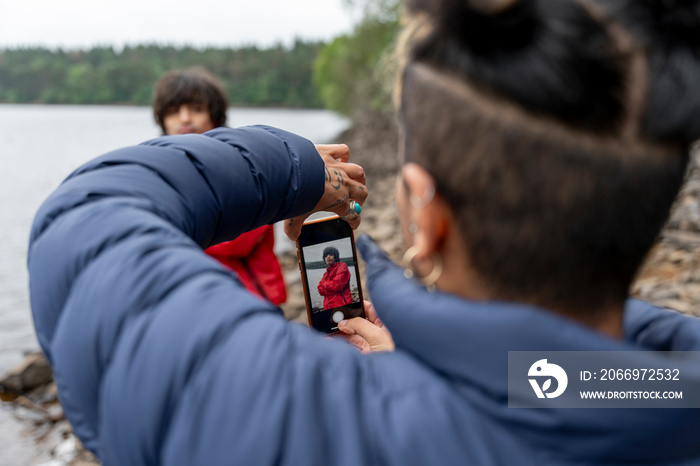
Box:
[296,216,365,334]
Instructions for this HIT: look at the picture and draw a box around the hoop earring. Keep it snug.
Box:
[401,246,443,291]
[410,184,436,209]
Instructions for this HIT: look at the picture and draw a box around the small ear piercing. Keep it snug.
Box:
[410,185,435,209]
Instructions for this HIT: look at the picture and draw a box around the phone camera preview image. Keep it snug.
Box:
[297,216,365,334]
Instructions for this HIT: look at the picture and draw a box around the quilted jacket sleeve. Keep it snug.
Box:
[28,126,392,465]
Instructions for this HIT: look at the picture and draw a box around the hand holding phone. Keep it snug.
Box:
[337,301,395,353]
[284,144,367,241]
[296,215,365,334]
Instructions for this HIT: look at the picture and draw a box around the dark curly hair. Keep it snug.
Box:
[322,247,340,262]
[152,67,228,135]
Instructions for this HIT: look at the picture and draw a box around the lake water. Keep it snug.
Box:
[0,104,348,465]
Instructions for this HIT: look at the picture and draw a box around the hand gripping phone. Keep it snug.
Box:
[296,215,365,334]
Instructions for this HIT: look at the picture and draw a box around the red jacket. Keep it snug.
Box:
[205,225,286,305]
[317,261,352,310]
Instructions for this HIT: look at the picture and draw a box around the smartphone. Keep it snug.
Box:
[296,215,365,334]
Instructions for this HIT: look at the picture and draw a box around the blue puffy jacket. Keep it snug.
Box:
[28,127,700,465]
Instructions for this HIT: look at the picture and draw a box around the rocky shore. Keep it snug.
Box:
[0,354,99,465]
[632,145,700,316]
[2,122,698,465]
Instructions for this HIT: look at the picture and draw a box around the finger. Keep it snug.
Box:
[332,331,367,350]
[363,300,380,324]
[337,320,367,351]
[348,182,368,205]
[346,334,371,353]
[315,144,350,163]
[338,199,364,230]
[342,162,366,186]
[338,317,384,342]
[340,200,361,218]
[338,190,367,217]
[336,319,357,335]
[283,214,308,242]
[342,215,362,230]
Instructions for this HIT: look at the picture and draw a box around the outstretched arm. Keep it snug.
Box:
[27,126,374,463]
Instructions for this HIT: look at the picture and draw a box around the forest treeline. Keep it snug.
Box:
[0,41,324,107]
[0,0,399,117]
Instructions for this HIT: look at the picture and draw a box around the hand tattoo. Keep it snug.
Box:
[331,169,343,190]
[321,194,348,211]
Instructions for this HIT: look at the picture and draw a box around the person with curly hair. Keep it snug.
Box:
[317,246,352,310]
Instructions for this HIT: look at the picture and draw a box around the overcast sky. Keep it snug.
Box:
[0,0,359,50]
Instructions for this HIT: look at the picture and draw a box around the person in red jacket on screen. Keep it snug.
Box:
[317,246,352,310]
[152,67,286,304]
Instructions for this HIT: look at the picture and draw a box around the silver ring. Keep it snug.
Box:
[341,200,362,220]
[350,200,362,215]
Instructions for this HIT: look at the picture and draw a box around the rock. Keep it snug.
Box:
[53,437,77,463]
[644,287,681,302]
[31,381,60,405]
[70,435,100,465]
[657,299,694,315]
[632,150,700,317]
[35,460,65,466]
[46,403,64,422]
[0,352,53,394]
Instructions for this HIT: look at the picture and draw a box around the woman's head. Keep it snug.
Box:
[323,247,340,266]
[395,0,700,314]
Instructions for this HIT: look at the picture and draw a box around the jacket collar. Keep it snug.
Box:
[358,235,700,363]
[326,261,341,271]
[359,236,644,380]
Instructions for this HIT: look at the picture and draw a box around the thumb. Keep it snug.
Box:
[338,317,394,352]
[283,214,308,242]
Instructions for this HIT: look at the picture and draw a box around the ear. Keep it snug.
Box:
[401,163,449,261]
